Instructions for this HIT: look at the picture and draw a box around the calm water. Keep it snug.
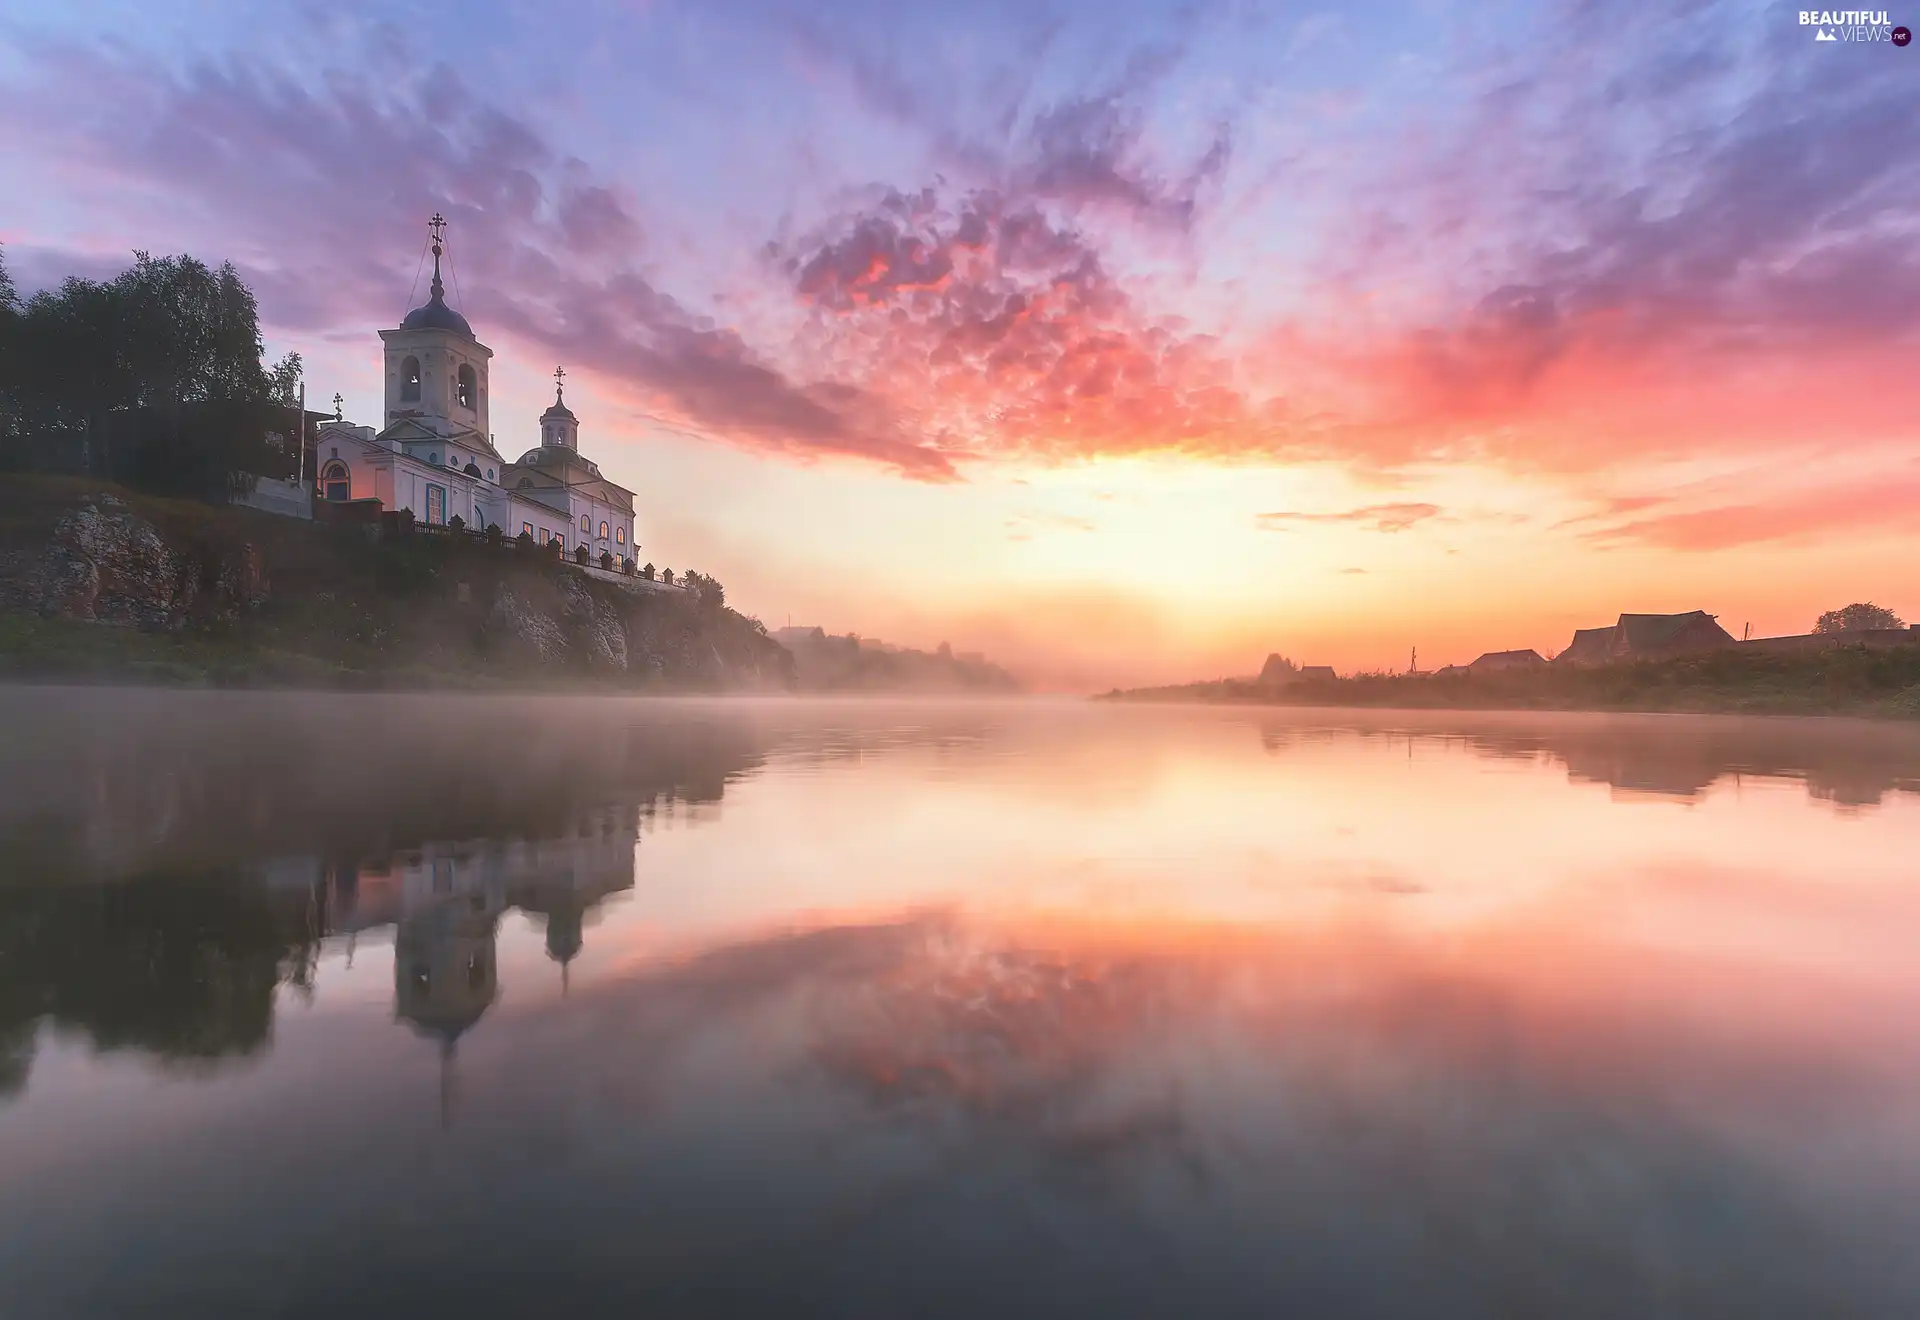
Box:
[5,690,1920,1318]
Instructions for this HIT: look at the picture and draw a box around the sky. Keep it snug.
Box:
[1,0,1916,689]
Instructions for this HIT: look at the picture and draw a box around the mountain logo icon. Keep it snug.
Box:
[1815,26,1837,39]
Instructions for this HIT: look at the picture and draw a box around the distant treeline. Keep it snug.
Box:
[776,627,1022,692]
[1101,644,1920,719]
[0,245,303,500]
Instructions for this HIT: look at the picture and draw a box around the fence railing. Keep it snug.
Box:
[394,517,690,591]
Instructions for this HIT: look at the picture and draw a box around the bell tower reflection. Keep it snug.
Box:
[323,803,643,1123]
[395,899,500,1128]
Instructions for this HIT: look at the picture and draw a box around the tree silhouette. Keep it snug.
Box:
[1,250,301,495]
[1815,603,1903,634]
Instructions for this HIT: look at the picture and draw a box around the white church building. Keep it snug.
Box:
[313,216,637,563]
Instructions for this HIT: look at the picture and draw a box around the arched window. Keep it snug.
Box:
[400,356,421,402]
[321,461,349,502]
[599,520,609,540]
[580,514,590,532]
[457,364,476,410]
[616,527,625,545]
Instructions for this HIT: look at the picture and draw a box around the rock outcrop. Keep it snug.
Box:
[0,478,794,690]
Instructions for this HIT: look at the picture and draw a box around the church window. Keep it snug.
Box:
[457,364,476,410]
[486,469,494,481]
[321,461,349,503]
[400,356,421,402]
[426,484,447,526]
[428,452,439,466]
[600,520,609,540]
[616,527,625,545]
[581,514,590,532]
[522,523,534,538]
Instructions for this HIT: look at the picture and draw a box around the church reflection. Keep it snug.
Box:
[0,803,643,1112]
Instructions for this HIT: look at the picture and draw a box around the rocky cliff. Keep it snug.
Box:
[0,476,794,690]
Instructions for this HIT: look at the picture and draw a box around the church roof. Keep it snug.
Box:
[541,399,577,422]
[400,288,474,338]
[513,447,633,500]
[400,217,474,338]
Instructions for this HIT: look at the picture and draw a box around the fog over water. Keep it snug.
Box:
[3,689,1920,1318]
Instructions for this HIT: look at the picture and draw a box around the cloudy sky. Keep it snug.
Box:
[2,1,1914,686]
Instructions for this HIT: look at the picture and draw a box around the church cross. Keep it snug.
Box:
[333,392,344,421]
[553,365,566,398]
[428,212,447,254]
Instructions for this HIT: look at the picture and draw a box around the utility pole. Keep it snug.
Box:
[1409,646,1417,675]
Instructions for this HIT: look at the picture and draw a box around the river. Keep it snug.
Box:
[3,689,1919,1317]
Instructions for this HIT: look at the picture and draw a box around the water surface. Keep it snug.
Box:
[4,690,1920,1317]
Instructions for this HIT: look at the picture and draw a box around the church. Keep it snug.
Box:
[313,216,638,564]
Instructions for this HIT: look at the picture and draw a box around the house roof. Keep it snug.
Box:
[1557,626,1616,662]
[1615,611,1730,650]
[1471,649,1547,666]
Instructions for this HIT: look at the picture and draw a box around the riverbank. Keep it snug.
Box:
[0,476,793,690]
[1099,647,1920,720]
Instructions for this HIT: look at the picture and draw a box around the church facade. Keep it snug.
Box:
[313,217,638,563]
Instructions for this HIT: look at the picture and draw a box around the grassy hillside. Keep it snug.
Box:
[0,476,792,690]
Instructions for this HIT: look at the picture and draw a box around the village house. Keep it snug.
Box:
[1469,649,1549,673]
[311,216,638,563]
[1553,611,1735,666]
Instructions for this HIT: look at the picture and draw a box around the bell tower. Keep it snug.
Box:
[378,214,494,445]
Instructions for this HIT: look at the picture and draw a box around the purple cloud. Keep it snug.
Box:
[0,40,957,479]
